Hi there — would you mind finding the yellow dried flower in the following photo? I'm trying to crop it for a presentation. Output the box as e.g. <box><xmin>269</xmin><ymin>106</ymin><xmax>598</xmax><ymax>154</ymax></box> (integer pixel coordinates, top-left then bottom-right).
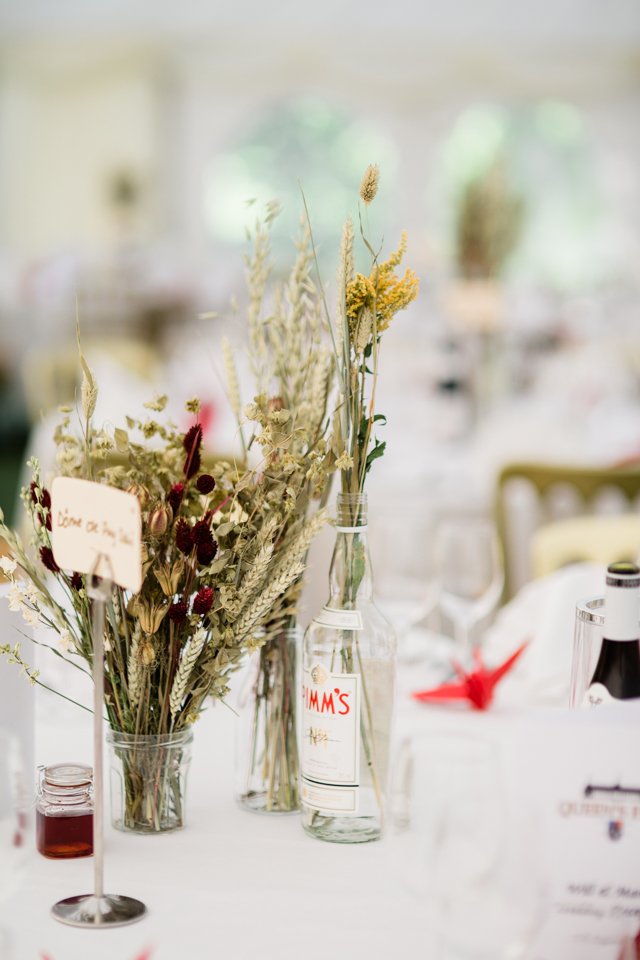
<box><xmin>154</xmin><ymin>556</ymin><xmax>186</xmax><ymax>597</ymax></box>
<box><xmin>345</xmin><ymin>274</ymin><xmax>376</xmax><ymax>320</ymax></box>
<box><xmin>359</xmin><ymin>164</ymin><xmax>380</xmax><ymax>205</ymax></box>
<box><xmin>135</xmin><ymin>597</ymin><xmax>168</xmax><ymax>635</ymax></box>
<box><xmin>345</xmin><ymin>231</ymin><xmax>419</xmax><ymax>334</ymax></box>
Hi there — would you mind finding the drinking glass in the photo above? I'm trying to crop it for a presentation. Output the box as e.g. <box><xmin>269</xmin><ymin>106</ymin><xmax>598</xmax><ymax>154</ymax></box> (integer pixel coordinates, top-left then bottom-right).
<box><xmin>388</xmin><ymin>732</ymin><xmax>544</xmax><ymax>959</ymax></box>
<box><xmin>433</xmin><ymin>518</ymin><xmax>504</xmax><ymax>664</ymax></box>
<box><xmin>376</xmin><ymin>574</ymin><xmax>439</xmax><ymax>663</ymax></box>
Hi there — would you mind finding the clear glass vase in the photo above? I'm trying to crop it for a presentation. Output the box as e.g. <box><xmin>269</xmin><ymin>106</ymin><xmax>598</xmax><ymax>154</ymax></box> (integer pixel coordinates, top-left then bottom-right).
<box><xmin>236</xmin><ymin>626</ymin><xmax>301</xmax><ymax>813</ymax></box>
<box><xmin>107</xmin><ymin>729</ymin><xmax>193</xmax><ymax>834</ymax></box>
<box><xmin>301</xmin><ymin>493</ymin><xmax>396</xmax><ymax>843</ymax></box>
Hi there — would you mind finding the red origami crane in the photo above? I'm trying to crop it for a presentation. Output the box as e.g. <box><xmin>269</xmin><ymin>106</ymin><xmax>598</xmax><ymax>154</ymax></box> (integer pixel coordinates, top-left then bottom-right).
<box><xmin>412</xmin><ymin>641</ymin><xmax>529</xmax><ymax>710</ymax></box>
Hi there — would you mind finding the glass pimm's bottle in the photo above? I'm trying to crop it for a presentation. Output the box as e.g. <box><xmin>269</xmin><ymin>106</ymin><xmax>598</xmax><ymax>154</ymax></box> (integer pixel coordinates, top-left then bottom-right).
<box><xmin>301</xmin><ymin>493</ymin><xmax>396</xmax><ymax>843</ymax></box>
<box><xmin>36</xmin><ymin>763</ymin><xmax>93</xmax><ymax>858</ymax></box>
<box><xmin>585</xmin><ymin>561</ymin><xmax>640</xmax><ymax>706</ymax></box>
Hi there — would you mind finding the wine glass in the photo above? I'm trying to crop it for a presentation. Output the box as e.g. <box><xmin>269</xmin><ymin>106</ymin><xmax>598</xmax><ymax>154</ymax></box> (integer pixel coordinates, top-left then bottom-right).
<box><xmin>388</xmin><ymin>732</ymin><xmax>544</xmax><ymax>959</ymax></box>
<box><xmin>0</xmin><ymin>729</ymin><xmax>30</xmax><ymax>958</ymax></box>
<box><xmin>376</xmin><ymin>574</ymin><xmax>439</xmax><ymax>662</ymax></box>
<box><xmin>368</xmin><ymin>503</ymin><xmax>439</xmax><ymax>662</ymax></box>
<box><xmin>433</xmin><ymin>517</ymin><xmax>504</xmax><ymax>665</ymax></box>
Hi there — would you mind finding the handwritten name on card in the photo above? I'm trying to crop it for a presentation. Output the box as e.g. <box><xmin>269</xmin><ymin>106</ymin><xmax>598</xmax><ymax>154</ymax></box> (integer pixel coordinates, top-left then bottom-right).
<box><xmin>50</xmin><ymin>477</ymin><xmax>142</xmax><ymax>592</ymax></box>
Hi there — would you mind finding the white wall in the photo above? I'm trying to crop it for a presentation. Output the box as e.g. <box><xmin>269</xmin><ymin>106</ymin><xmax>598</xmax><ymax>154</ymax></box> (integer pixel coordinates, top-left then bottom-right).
<box><xmin>0</xmin><ymin>46</ymin><xmax>161</xmax><ymax>258</ymax></box>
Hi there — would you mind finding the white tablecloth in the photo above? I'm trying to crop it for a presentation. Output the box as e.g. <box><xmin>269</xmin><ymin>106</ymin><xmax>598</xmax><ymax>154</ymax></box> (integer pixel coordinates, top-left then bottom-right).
<box><xmin>1</xmin><ymin>563</ymin><xmax>636</xmax><ymax>960</ymax></box>
<box><xmin>2</xmin><ymin>678</ymin><xmax>440</xmax><ymax>960</ymax></box>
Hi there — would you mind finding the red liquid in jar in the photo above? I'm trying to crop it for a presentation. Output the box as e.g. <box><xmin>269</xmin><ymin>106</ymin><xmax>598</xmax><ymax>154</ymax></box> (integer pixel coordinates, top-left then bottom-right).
<box><xmin>36</xmin><ymin>809</ymin><xmax>93</xmax><ymax>859</ymax></box>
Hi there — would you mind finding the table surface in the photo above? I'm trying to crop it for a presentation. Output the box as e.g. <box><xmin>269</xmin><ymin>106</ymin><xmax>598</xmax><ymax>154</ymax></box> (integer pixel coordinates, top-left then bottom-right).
<box><xmin>2</xmin><ymin>667</ymin><xmax>450</xmax><ymax>960</ymax></box>
<box><xmin>3</xmin><ymin>621</ymin><xmax>637</xmax><ymax>960</ymax></box>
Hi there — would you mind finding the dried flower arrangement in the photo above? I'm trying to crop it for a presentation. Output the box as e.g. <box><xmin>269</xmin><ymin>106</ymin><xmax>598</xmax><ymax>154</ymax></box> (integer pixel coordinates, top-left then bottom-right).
<box><xmin>331</xmin><ymin>164</ymin><xmax>420</xmax><ymax>497</ymax></box>
<box><xmin>0</xmin><ymin>339</ymin><xmax>323</xmax><ymax>829</ymax></box>
<box><xmin>224</xmin><ymin>203</ymin><xmax>335</xmax><ymax>812</ymax></box>
<box><xmin>455</xmin><ymin>159</ymin><xmax>522</xmax><ymax>281</ymax></box>
<box><xmin>300</xmin><ymin>165</ymin><xmax>420</xmax><ymax>842</ymax></box>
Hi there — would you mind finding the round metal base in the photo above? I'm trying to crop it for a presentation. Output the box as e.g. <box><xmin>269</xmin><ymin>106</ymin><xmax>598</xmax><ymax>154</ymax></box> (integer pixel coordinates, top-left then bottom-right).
<box><xmin>52</xmin><ymin>894</ymin><xmax>147</xmax><ymax>928</ymax></box>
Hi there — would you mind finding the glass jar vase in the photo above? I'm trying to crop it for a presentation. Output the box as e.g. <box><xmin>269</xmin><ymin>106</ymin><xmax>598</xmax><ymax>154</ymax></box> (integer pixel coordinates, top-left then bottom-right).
<box><xmin>107</xmin><ymin>729</ymin><xmax>193</xmax><ymax>834</ymax></box>
<box><xmin>236</xmin><ymin>626</ymin><xmax>301</xmax><ymax>814</ymax></box>
<box><xmin>301</xmin><ymin>493</ymin><xmax>396</xmax><ymax>843</ymax></box>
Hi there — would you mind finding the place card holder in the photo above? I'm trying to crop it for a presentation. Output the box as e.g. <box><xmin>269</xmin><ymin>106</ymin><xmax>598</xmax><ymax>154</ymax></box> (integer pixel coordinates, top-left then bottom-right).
<box><xmin>51</xmin><ymin>555</ymin><xmax>146</xmax><ymax>928</ymax></box>
<box><xmin>48</xmin><ymin>478</ymin><xmax>147</xmax><ymax>928</ymax></box>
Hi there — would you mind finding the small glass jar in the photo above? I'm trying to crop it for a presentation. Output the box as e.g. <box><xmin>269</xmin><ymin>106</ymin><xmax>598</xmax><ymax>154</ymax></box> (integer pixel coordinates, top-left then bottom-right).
<box><xmin>36</xmin><ymin>763</ymin><xmax>93</xmax><ymax>859</ymax></box>
<box><xmin>107</xmin><ymin>729</ymin><xmax>193</xmax><ymax>834</ymax></box>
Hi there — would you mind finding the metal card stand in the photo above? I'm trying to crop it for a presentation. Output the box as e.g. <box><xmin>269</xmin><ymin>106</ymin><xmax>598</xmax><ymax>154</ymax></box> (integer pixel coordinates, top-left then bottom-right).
<box><xmin>52</xmin><ymin>555</ymin><xmax>147</xmax><ymax>928</ymax></box>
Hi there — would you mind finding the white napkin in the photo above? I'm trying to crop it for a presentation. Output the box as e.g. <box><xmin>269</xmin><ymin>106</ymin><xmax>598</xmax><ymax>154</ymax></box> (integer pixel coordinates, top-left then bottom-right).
<box><xmin>482</xmin><ymin>562</ymin><xmax>606</xmax><ymax>708</ymax></box>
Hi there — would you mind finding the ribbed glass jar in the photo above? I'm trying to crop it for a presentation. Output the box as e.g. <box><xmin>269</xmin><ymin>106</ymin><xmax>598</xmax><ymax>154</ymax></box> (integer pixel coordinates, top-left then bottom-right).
<box><xmin>107</xmin><ymin>729</ymin><xmax>193</xmax><ymax>834</ymax></box>
<box><xmin>301</xmin><ymin>493</ymin><xmax>396</xmax><ymax>843</ymax></box>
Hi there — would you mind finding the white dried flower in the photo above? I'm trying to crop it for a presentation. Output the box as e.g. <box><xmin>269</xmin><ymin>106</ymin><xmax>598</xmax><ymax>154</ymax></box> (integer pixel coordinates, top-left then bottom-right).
<box><xmin>22</xmin><ymin>607</ymin><xmax>40</xmax><ymax>628</ymax></box>
<box><xmin>7</xmin><ymin>584</ymin><xmax>25</xmax><ymax>612</ymax></box>
<box><xmin>22</xmin><ymin>584</ymin><xmax>38</xmax><ymax>605</ymax></box>
<box><xmin>56</xmin><ymin>446</ymin><xmax>83</xmax><ymax>473</ymax></box>
<box><xmin>58</xmin><ymin>630</ymin><xmax>74</xmax><ymax>653</ymax></box>
<box><xmin>335</xmin><ymin>451</ymin><xmax>354</xmax><ymax>471</ymax></box>
<box><xmin>0</xmin><ymin>556</ymin><xmax>17</xmax><ymax>577</ymax></box>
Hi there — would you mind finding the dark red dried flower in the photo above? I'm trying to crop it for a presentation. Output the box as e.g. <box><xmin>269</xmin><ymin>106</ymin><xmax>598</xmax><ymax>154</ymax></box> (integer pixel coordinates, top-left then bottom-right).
<box><xmin>31</xmin><ymin>486</ymin><xmax>52</xmax><ymax>529</ymax></box>
<box><xmin>192</xmin><ymin>520</ymin><xmax>213</xmax><ymax>546</ymax></box>
<box><xmin>39</xmin><ymin>546</ymin><xmax>60</xmax><ymax>574</ymax></box>
<box><xmin>193</xmin><ymin>586</ymin><xmax>214</xmax><ymax>615</ymax></box>
<box><xmin>196</xmin><ymin>474</ymin><xmax>215</xmax><ymax>495</ymax></box>
<box><xmin>197</xmin><ymin>539</ymin><xmax>218</xmax><ymax>566</ymax></box>
<box><xmin>183</xmin><ymin>424</ymin><xmax>203</xmax><ymax>454</ymax></box>
<box><xmin>70</xmin><ymin>572</ymin><xmax>83</xmax><ymax>590</ymax></box>
<box><xmin>168</xmin><ymin>599</ymin><xmax>188</xmax><ymax>623</ymax></box>
<box><xmin>167</xmin><ymin>482</ymin><xmax>185</xmax><ymax>513</ymax></box>
<box><xmin>183</xmin><ymin>424</ymin><xmax>203</xmax><ymax>480</ymax></box>
<box><xmin>183</xmin><ymin>449</ymin><xmax>201</xmax><ymax>480</ymax></box>
<box><xmin>175</xmin><ymin>519</ymin><xmax>194</xmax><ymax>555</ymax></box>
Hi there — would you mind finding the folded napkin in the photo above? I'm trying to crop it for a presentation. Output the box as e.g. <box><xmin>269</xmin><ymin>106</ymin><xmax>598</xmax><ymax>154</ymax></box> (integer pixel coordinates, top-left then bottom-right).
<box><xmin>481</xmin><ymin>562</ymin><xmax>606</xmax><ymax>708</ymax></box>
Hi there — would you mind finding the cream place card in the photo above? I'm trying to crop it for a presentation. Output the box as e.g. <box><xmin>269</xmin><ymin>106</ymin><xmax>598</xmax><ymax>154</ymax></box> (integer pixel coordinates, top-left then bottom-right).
<box><xmin>50</xmin><ymin>477</ymin><xmax>142</xmax><ymax>592</ymax></box>
<box><xmin>524</xmin><ymin>702</ymin><xmax>640</xmax><ymax>960</ymax></box>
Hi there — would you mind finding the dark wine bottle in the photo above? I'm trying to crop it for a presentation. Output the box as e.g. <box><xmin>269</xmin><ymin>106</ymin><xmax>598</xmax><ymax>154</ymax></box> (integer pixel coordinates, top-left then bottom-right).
<box><xmin>585</xmin><ymin>561</ymin><xmax>640</xmax><ymax>706</ymax></box>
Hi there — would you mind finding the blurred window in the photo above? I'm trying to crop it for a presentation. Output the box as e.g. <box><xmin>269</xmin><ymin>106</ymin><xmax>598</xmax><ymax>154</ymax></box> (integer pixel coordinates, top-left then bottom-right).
<box><xmin>204</xmin><ymin>97</ymin><xmax>396</xmax><ymax>269</ymax></box>
<box><xmin>440</xmin><ymin>101</ymin><xmax>628</xmax><ymax>290</ymax></box>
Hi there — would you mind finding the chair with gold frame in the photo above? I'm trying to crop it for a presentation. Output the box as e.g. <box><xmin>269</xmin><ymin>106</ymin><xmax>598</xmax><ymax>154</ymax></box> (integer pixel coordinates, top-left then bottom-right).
<box><xmin>530</xmin><ymin>513</ymin><xmax>640</xmax><ymax>579</ymax></box>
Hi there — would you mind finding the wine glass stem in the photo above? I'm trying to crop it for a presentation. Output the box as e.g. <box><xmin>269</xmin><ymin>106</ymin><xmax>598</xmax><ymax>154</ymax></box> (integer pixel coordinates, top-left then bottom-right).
<box><xmin>454</xmin><ymin>619</ymin><xmax>473</xmax><ymax>664</ymax></box>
